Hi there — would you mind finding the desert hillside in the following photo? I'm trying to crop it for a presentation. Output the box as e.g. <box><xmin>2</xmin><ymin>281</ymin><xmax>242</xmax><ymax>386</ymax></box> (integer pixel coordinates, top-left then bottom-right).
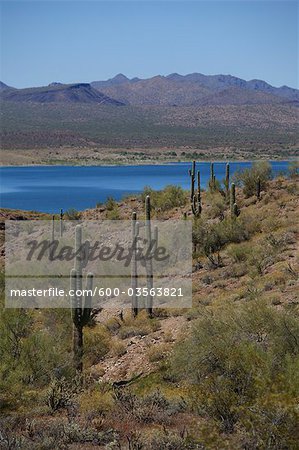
<box><xmin>0</xmin><ymin>164</ymin><xmax>298</xmax><ymax>449</ymax></box>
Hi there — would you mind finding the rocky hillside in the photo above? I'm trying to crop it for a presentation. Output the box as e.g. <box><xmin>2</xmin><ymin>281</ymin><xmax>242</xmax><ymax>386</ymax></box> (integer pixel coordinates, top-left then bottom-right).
<box><xmin>0</xmin><ymin>168</ymin><xmax>298</xmax><ymax>448</ymax></box>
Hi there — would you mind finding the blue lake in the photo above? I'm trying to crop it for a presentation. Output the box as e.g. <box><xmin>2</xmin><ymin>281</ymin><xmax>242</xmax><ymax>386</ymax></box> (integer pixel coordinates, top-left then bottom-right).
<box><xmin>0</xmin><ymin>161</ymin><xmax>290</xmax><ymax>213</ymax></box>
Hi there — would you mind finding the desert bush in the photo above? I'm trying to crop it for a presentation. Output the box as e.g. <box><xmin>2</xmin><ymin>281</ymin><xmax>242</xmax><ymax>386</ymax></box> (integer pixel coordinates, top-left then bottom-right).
<box><xmin>83</xmin><ymin>326</ymin><xmax>110</xmax><ymax>365</ymax></box>
<box><xmin>171</xmin><ymin>300</ymin><xmax>299</xmax><ymax>438</ymax></box>
<box><xmin>143</xmin><ymin>428</ymin><xmax>200</xmax><ymax>450</ymax></box>
<box><xmin>113</xmin><ymin>388</ymin><xmax>185</xmax><ymax>425</ymax></box>
<box><xmin>118</xmin><ymin>325</ymin><xmax>149</xmax><ymax>340</ymax></box>
<box><xmin>105</xmin><ymin>317</ymin><xmax>122</xmax><ymax>335</ymax></box>
<box><xmin>45</xmin><ymin>377</ymin><xmax>81</xmax><ymax>412</ymax></box>
<box><xmin>64</xmin><ymin>208</ymin><xmax>80</xmax><ymax>220</ymax></box>
<box><xmin>110</xmin><ymin>338</ymin><xmax>127</xmax><ymax>357</ymax></box>
<box><xmin>233</xmin><ymin>161</ymin><xmax>272</xmax><ymax>197</ymax></box>
<box><xmin>147</xmin><ymin>344</ymin><xmax>169</xmax><ymax>362</ymax></box>
<box><xmin>202</xmin><ymin>218</ymin><xmax>250</xmax><ymax>266</ymax></box>
<box><xmin>117</xmin><ymin>312</ymin><xmax>160</xmax><ymax>340</ymax></box>
<box><xmin>205</xmin><ymin>191</ymin><xmax>226</xmax><ymax>220</ymax></box>
<box><xmin>0</xmin><ymin>305</ymin><xmax>74</xmax><ymax>412</ymax></box>
<box><xmin>227</xmin><ymin>242</ymin><xmax>252</xmax><ymax>263</ymax></box>
<box><xmin>62</xmin><ymin>421</ymin><xmax>117</xmax><ymax>445</ymax></box>
<box><xmin>106</xmin><ymin>209</ymin><xmax>120</xmax><ymax>220</ymax></box>
<box><xmin>192</xmin><ymin>218</ymin><xmax>206</xmax><ymax>254</ymax></box>
<box><xmin>105</xmin><ymin>196</ymin><xmax>117</xmax><ymax>211</ymax></box>
<box><xmin>141</xmin><ymin>185</ymin><xmax>187</xmax><ymax>212</ymax></box>
<box><xmin>246</xmin><ymin>238</ymin><xmax>280</xmax><ymax>277</ymax></box>
<box><xmin>104</xmin><ymin>197</ymin><xmax>120</xmax><ymax>219</ymax></box>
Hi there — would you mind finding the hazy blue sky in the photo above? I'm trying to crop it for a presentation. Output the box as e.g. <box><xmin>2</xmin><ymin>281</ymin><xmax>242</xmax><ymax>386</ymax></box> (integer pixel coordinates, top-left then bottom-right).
<box><xmin>0</xmin><ymin>1</ymin><xmax>297</xmax><ymax>88</ymax></box>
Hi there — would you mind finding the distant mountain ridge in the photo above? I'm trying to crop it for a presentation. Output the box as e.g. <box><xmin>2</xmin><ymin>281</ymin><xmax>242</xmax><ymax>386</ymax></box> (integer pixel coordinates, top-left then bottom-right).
<box><xmin>1</xmin><ymin>73</ymin><xmax>298</xmax><ymax>107</ymax></box>
<box><xmin>0</xmin><ymin>81</ymin><xmax>14</xmax><ymax>91</ymax></box>
<box><xmin>91</xmin><ymin>73</ymin><xmax>299</xmax><ymax>106</ymax></box>
<box><xmin>0</xmin><ymin>82</ymin><xmax>124</xmax><ymax>105</ymax></box>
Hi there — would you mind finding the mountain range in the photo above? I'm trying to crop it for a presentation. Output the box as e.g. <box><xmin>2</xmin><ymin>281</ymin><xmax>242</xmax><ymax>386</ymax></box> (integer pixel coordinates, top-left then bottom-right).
<box><xmin>1</xmin><ymin>73</ymin><xmax>298</xmax><ymax>106</ymax></box>
<box><xmin>1</xmin><ymin>73</ymin><xmax>298</xmax><ymax>157</ymax></box>
<box><xmin>91</xmin><ymin>73</ymin><xmax>299</xmax><ymax>106</ymax></box>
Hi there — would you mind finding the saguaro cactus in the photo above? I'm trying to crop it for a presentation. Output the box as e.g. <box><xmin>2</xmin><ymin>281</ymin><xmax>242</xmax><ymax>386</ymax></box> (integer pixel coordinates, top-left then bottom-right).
<box><xmin>232</xmin><ymin>203</ymin><xmax>240</xmax><ymax>218</ymax></box>
<box><xmin>225</xmin><ymin>163</ymin><xmax>230</xmax><ymax>198</ymax></box>
<box><xmin>51</xmin><ymin>215</ymin><xmax>55</xmax><ymax>242</ymax></box>
<box><xmin>145</xmin><ymin>196</ymin><xmax>154</xmax><ymax>318</ymax></box>
<box><xmin>256</xmin><ymin>177</ymin><xmax>261</xmax><ymax>200</ymax></box>
<box><xmin>189</xmin><ymin>160</ymin><xmax>202</xmax><ymax>217</ymax></box>
<box><xmin>60</xmin><ymin>209</ymin><xmax>64</xmax><ymax>237</ymax></box>
<box><xmin>230</xmin><ymin>182</ymin><xmax>236</xmax><ymax>212</ymax></box>
<box><xmin>208</xmin><ymin>162</ymin><xmax>218</xmax><ymax>191</ymax></box>
<box><xmin>131</xmin><ymin>211</ymin><xmax>139</xmax><ymax>317</ymax></box>
<box><xmin>209</xmin><ymin>162</ymin><xmax>216</xmax><ymax>190</ymax></box>
<box><xmin>70</xmin><ymin>225</ymin><xmax>93</xmax><ymax>373</ymax></box>
<box><xmin>189</xmin><ymin>160</ymin><xmax>196</xmax><ymax>202</ymax></box>
<box><xmin>230</xmin><ymin>183</ymin><xmax>240</xmax><ymax>217</ymax></box>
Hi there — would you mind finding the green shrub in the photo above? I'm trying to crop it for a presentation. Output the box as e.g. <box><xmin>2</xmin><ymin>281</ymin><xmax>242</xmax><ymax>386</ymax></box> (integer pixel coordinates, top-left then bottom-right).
<box><xmin>171</xmin><ymin>300</ymin><xmax>299</xmax><ymax>438</ymax></box>
<box><xmin>143</xmin><ymin>429</ymin><xmax>198</xmax><ymax>449</ymax></box>
<box><xmin>45</xmin><ymin>377</ymin><xmax>79</xmax><ymax>412</ymax></box>
<box><xmin>205</xmin><ymin>191</ymin><xmax>226</xmax><ymax>220</ymax></box>
<box><xmin>83</xmin><ymin>326</ymin><xmax>110</xmax><ymax>365</ymax></box>
<box><xmin>141</xmin><ymin>185</ymin><xmax>187</xmax><ymax>212</ymax></box>
<box><xmin>227</xmin><ymin>242</ymin><xmax>252</xmax><ymax>263</ymax></box>
<box><xmin>105</xmin><ymin>196</ymin><xmax>117</xmax><ymax>211</ymax></box>
<box><xmin>233</xmin><ymin>161</ymin><xmax>272</xmax><ymax>197</ymax></box>
<box><xmin>105</xmin><ymin>197</ymin><xmax>120</xmax><ymax>219</ymax></box>
<box><xmin>114</xmin><ymin>388</ymin><xmax>184</xmax><ymax>425</ymax></box>
<box><xmin>106</xmin><ymin>207</ymin><xmax>120</xmax><ymax>220</ymax></box>
<box><xmin>64</xmin><ymin>208</ymin><xmax>80</xmax><ymax>220</ymax></box>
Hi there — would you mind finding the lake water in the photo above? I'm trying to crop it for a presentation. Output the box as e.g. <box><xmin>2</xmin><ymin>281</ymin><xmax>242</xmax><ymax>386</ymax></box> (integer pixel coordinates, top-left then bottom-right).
<box><xmin>0</xmin><ymin>161</ymin><xmax>289</xmax><ymax>213</ymax></box>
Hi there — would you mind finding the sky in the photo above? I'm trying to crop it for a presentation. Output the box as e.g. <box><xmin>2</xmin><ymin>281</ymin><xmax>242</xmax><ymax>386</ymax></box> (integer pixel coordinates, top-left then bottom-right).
<box><xmin>0</xmin><ymin>0</ymin><xmax>297</xmax><ymax>89</ymax></box>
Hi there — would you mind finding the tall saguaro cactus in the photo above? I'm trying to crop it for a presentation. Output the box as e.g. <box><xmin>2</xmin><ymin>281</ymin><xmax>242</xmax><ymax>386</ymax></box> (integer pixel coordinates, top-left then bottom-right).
<box><xmin>60</xmin><ymin>209</ymin><xmax>64</xmax><ymax>238</ymax></box>
<box><xmin>70</xmin><ymin>225</ymin><xmax>93</xmax><ymax>373</ymax></box>
<box><xmin>188</xmin><ymin>160</ymin><xmax>202</xmax><ymax>217</ymax></box>
<box><xmin>51</xmin><ymin>215</ymin><xmax>55</xmax><ymax>242</ymax></box>
<box><xmin>256</xmin><ymin>177</ymin><xmax>261</xmax><ymax>200</ymax></box>
<box><xmin>225</xmin><ymin>163</ymin><xmax>230</xmax><ymax>198</ymax></box>
<box><xmin>209</xmin><ymin>162</ymin><xmax>216</xmax><ymax>191</ymax></box>
<box><xmin>230</xmin><ymin>182</ymin><xmax>236</xmax><ymax>212</ymax></box>
<box><xmin>230</xmin><ymin>183</ymin><xmax>240</xmax><ymax>217</ymax></box>
<box><xmin>131</xmin><ymin>205</ymin><xmax>157</xmax><ymax>318</ymax></box>
<box><xmin>131</xmin><ymin>211</ymin><xmax>139</xmax><ymax>317</ymax></box>
<box><xmin>145</xmin><ymin>195</ymin><xmax>158</xmax><ymax>317</ymax></box>
<box><xmin>145</xmin><ymin>196</ymin><xmax>154</xmax><ymax>318</ymax></box>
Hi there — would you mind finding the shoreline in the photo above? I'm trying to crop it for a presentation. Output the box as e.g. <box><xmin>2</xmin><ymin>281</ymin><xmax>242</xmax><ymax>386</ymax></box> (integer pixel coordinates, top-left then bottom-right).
<box><xmin>0</xmin><ymin>158</ymin><xmax>294</xmax><ymax>169</ymax></box>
